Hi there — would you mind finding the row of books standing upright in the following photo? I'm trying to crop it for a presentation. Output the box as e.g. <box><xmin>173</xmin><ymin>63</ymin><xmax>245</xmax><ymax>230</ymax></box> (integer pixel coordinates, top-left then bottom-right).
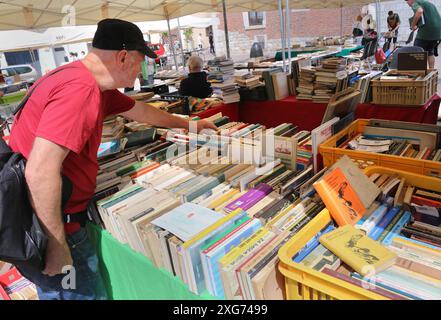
<box><xmin>89</xmin><ymin>112</ymin><xmax>334</xmax><ymax>299</ymax></box>
<box><xmin>91</xmin><ymin>110</ymin><xmax>441</xmax><ymax>300</ymax></box>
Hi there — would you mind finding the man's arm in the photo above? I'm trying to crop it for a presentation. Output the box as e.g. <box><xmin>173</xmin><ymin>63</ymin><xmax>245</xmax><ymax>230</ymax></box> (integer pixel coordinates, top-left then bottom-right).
<box><xmin>412</xmin><ymin>7</ymin><xmax>424</xmax><ymax>30</ymax></box>
<box><xmin>120</xmin><ymin>100</ymin><xmax>218</xmax><ymax>132</ymax></box>
<box><xmin>25</xmin><ymin>137</ymin><xmax>72</xmax><ymax>276</ymax></box>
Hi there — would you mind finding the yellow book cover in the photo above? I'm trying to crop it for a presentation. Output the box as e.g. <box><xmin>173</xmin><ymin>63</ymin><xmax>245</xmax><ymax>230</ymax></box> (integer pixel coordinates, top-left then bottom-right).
<box><xmin>208</xmin><ymin>189</ymin><xmax>240</xmax><ymax>210</ymax></box>
<box><xmin>218</xmin><ymin>228</ymin><xmax>270</xmax><ymax>268</ymax></box>
<box><xmin>319</xmin><ymin>225</ymin><xmax>397</xmax><ymax>276</ymax></box>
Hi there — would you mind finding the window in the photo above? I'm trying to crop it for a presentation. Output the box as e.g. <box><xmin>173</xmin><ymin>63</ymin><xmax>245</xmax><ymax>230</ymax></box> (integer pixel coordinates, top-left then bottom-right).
<box><xmin>1</xmin><ymin>68</ymin><xmax>17</xmax><ymax>77</ymax></box>
<box><xmin>14</xmin><ymin>66</ymin><xmax>32</xmax><ymax>74</ymax></box>
<box><xmin>248</xmin><ymin>12</ymin><xmax>264</xmax><ymax>26</ymax></box>
<box><xmin>243</xmin><ymin>11</ymin><xmax>266</xmax><ymax>29</ymax></box>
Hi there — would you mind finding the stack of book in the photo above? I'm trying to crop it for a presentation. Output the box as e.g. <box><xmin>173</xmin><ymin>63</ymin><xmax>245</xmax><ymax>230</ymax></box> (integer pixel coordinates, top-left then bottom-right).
<box><xmin>88</xmin><ymin>115</ymin><xmax>332</xmax><ymax>299</ymax></box>
<box><xmin>313</xmin><ymin>58</ymin><xmax>347</xmax><ymax>103</ymax></box>
<box><xmin>0</xmin><ymin>269</ymin><xmax>38</xmax><ymax>300</ymax></box>
<box><xmin>292</xmin><ymin>157</ymin><xmax>441</xmax><ymax>300</ymax></box>
<box><xmin>102</xmin><ymin>117</ymin><xmax>125</xmax><ymax>142</ymax></box>
<box><xmin>207</xmin><ymin>56</ymin><xmax>235</xmax><ymax>82</ymax></box>
<box><xmin>296</xmin><ymin>66</ymin><xmax>315</xmax><ymax>100</ymax></box>
<box><xmin>234</xmin><ymin>73</ymin><xmax>263</xmax><ymax>89</ymax></box>
<box><xmin>296</xmin><ymin>131</ymin><xmax>313</xmax><ymax>171</ymax></box>
<box><xmin>208</xmin><ymin>57</ymin><xmax>238</xmax><ymax>103</ymax></box>
<box><xmin>211</xmin><ymin>80</ymin><xmax>240</xmax><ymax>104</ymax></box>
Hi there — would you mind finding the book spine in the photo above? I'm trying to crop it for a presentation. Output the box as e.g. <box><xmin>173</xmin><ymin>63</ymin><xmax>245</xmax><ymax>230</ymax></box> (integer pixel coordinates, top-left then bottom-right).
<box><xmin>381</xmin><ymin>211</ymin><xmax>412</xmax><ymax>246</ymax></box>
<box><xmin>224</xmin><ymin>184</ymin><xmax>273</xmax><ymax>212</ymax></box>
<box><xmin>321</xmin><ymin>268</ymin><xmax>408</xmax><ymax>300</ymax></box>
<box><xmin>369</xmin><ymin>207</ymin><xmax>401</xmax><ymax>240</ymax></box>
<box><xmin>411</xmin><ymin>195</ymin><xmax>441</xmax><ymax>208</ymax></box>
<box><xmin>377</xmin><ymin>210</ymin><xmax>405</xmax><ymax>243</ymax></box>
<box><xmin>395</xmin><ymin>256</ymin><xmax>441</xmax><ymax>280</ymax></box>
<box><xmin>358</xmin><ymin>204</ymin><xmax>389</xmax><ymax>235</ymax></box>
<box><xmin>350</xmin><ymin>273</ymin><xmax>421</xmax><ymax>300</ymax></box>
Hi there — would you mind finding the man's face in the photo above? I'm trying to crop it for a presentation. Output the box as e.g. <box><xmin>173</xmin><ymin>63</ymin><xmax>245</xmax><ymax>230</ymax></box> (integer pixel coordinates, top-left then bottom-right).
<box><xmin>118</xmin><ymin>50</ymin><xmax>144</xmax><ymax>88</ymax></box>
<box><xmin>406</xmin><ymin>0</ymin><xmax>414</xmax><ymax>7</ymax></box>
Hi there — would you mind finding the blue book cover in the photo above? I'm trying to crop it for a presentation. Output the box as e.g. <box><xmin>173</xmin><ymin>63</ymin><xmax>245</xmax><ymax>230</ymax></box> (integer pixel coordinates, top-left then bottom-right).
<box><xmin>293</xmin><ymin>224</ymin><xmax>335</xmax><ymax>263</ymax></box>
<box><xmin>184</xmin><ymin>210</ymin><xmax>247</xmax><ymax>295</ymax></box>
<box><xmin>369</xmin><ymin>207</ymin><xmax>401</xmax><ymax>240</ymax></box>
<box><xmin>381</xmin><ymin>211</ymin><xmax>412</xmax><ymax>246</ymax></box>
<box><xmin>97</xmin><ymin>139</ymin><xmax>122</xmax><ymax>158</ymax></box>
<box><xmin>204</xmin><ymin>219</ymin><xmax>262</xmax><ymax>298</ymax></box>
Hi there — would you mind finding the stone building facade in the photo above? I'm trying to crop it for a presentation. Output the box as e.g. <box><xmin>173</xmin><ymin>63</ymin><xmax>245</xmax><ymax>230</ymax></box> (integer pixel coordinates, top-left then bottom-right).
<box><xmin>208</xmin><ymin>0</ymin><xmax>441</xmax><ymax>62</ymax></box>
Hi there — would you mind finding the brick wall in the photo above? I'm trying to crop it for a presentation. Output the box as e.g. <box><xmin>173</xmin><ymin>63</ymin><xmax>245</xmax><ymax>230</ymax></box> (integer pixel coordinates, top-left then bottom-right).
<box><xmin>214</xmin><ymin>6</ymin><xmax>364</xmax><ymax>61</ymax></box>
<box><xmin>211</xmin><ymin>1</ymin><xmax>441</xmax><ymax>61</ymax></box>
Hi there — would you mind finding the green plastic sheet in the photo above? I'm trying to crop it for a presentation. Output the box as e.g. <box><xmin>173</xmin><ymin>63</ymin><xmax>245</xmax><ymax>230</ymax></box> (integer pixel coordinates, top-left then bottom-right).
<box><xmin>87</xmin><ymin>223</ymin><xmax>216</xmax><ymax>300</ymax></box>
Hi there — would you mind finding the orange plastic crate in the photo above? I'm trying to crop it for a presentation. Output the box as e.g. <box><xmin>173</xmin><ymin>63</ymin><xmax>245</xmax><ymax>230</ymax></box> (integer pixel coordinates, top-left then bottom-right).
<box><xmin>319</xmin><ymin>119</ymin><xmax>441</xmax><ymax>178</ymax></box>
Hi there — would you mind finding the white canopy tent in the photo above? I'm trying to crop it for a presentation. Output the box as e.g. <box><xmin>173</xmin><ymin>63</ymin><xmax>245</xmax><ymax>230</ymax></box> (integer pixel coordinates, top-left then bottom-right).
<box><xmin>0</xmin><ymin>16</ymin><xmax>215</xmax><ymax>52</ymax></box>
<box><xmin>0</xmin><ymin>1</ymin><xmax>388</xmax><ymax>31</ymax></box>
<box><xmin>0</xmin><ymin>1</ymin><xmax>390</xmax><ymax>69</ymax></box>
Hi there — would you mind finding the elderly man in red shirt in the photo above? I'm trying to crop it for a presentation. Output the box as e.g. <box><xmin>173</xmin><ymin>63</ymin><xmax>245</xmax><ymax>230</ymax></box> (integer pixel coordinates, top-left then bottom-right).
<box><xmin>9</xmin><ymin>19</ymin><xmax>217</xmax><ymax>300</ymax></box>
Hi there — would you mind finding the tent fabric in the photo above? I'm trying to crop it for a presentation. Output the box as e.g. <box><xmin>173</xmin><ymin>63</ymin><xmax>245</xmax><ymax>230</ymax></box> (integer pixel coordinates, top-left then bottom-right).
<box><xmin>0</xmin><ymin>1</ymin><xmax>387</xmax><ymax>31</ymax></box>
<box><xmin>86</xmin><ymin>223</ymin><xmax>216</xmax><ymax>300</ymax></box>
<box><xmin>0</xmin><ymin>16</ymin><xmax>214</xmax><ymax>52</ymax></box>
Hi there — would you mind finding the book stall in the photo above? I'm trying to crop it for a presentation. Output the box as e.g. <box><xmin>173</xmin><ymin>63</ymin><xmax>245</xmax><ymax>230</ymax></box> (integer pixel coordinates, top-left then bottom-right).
<box><xmin>1</xmin><ymin>0</ymin><xmax>441</xmax><ymax>304</ymax></box>
<box><xmin>4</xmin><ymin>98</ymin><xmax>441</xmax><ymax>300</ymax></box>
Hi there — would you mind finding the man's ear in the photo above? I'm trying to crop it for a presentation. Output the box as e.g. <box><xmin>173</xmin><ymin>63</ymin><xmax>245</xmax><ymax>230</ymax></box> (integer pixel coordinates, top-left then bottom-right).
<box><xmin>116</xmin><ymin>50</ymin><xmax>129</xmax><ymax>66</ymax></box>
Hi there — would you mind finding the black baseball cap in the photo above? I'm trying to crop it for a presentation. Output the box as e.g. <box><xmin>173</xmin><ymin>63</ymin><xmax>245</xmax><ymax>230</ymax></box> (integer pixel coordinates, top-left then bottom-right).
<box><xmin>92</xmin><ymin>19</ymin><xmax>157</xmax><ymax>59</ymax></box>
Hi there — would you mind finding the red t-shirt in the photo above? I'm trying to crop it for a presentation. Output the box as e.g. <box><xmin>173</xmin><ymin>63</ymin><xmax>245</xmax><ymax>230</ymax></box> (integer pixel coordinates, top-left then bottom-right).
<box><xmin>9</xmin><ymin>61</ymin><xmax>135</xmax><ymax>234</ymax></box>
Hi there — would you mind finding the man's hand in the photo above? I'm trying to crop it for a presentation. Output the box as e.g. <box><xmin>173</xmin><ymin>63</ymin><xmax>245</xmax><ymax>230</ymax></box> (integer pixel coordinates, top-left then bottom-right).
<box><xmin>42</xmin><ymin>239</ymin><xmax>73</xmax><ymax>277</ymax></box>
<box><xmin>194</xmin><ymin>119</ymin><xmax>218</xmax><ymax>133</ymax></box>
<box><xmin>411</xmin><ymin>24</ymin><xmax>418</xmax><ymax>31</ymax></box>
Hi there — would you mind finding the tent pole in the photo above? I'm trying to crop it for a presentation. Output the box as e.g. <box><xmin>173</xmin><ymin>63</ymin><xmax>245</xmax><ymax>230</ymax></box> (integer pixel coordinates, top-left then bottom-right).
<box><xmin>278</xmin><ymin>0</ymin><xmax>286</xmax><ymax>71</ymax></box>
<box><xmin>340</xmin><ymin>3</ymin><xmax>343</xmax><ymax>37</ymax></box>
<box><xmin>378</xmin><ymin>0</ymin><xmax>382</xmax><ymax>33</ymax></box>
<box><xmin>285</xmin><ymin>0</ymin><xmax>291</xmax><ymax>74</ymax></box>
<box><xmin>375</xmin><ymin>0</ymin><xmax>381</xmax><ymax>33</ymax></box>
<box><xmin>176</xmin><ymin>18</ymin><xmax>186</xmax><ymax>67</ymax></box>
<box><xmin>166</xmin><ymin>17</ymin><xmax>178</xmax><ymax>70</ymax></box>
<box><xmin>221</xmin><ymin>0</ymin><xmax>231</xmax><ymax>59</ymax></box>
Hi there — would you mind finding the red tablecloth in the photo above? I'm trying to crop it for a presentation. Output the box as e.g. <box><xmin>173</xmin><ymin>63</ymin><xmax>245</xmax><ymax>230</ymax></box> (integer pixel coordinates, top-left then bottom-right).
<box><xmin>239</xmin><ymin>96</ymin><xmax>328</xmax><ymax>132</ymax></box>
<box><xmin>355</xmin><ymin>94</ymin><xmax>441</xmax><ymax>124</ymax></box>
<box><xmin>191</xmin><ymin>102</ymin><xmax>240</xmax><ymax>122</ymax></box>
<box><xmin>195</xmin><ymin>94</ymin><xmax>440</xmax><ymax>130</ymax></box>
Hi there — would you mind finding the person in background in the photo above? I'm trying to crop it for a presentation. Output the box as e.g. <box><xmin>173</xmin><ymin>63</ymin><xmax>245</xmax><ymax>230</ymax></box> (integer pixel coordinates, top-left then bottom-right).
<box><xmin>386</xmin><ymin>11</ymin><xmax>401</xmax><ymax>49</ymax></box>
<box><xmin>406</xmin><ymin>0</ymin><xmax>441</xmax><ymax>69</ymax></box>
<box><xmin>179</xmin><ymin>55</ymin><xmax>212</xmax><ymax>99</ymax></box>
<box><xmin>209</xmin><ymin>31</ymin><xmax>215</xmax><ymax>54</ymax></box>
<box><xmin>8</xmin><ymin>19</ymin><xmax>217</xmax><ymax>300</ymax></box>
<box><xmin>198</xmin><ymin>33</ymin><xmax>203</xmax><ymax>50</ymax></box>
<box><xmin>140</xmin><ymin>53</ymin><xmax>157</xmax><ymax>86</ymax></box>
<box><xmin>352</xmin><ymin>15</ymin><xmax>364</xmax><ymax>38</ymax></box>
<box><xmin>125</xmin><ymin>46</ymin><xmax>157</xmax><ymax>92</ymax></box>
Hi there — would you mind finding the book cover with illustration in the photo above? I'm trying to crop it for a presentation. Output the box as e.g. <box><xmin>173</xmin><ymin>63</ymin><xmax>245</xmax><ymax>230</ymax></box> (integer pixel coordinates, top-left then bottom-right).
<box><xmin>320</xmin><ymin>225</ymin><xmax>397</xmax><ymax>276</ymax></box>
<box><xmin>314</xmin><ymin>156</ymin><xmax>380</xmax><ymax>226</ymax></box>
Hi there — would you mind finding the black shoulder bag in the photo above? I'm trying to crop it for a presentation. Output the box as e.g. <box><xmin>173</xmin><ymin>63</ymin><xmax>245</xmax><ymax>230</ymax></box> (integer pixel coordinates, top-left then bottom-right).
<box><xmin>0</xmin><ymin>68</ymin><xmax>74</xmax><ymax>272</ymax></box>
